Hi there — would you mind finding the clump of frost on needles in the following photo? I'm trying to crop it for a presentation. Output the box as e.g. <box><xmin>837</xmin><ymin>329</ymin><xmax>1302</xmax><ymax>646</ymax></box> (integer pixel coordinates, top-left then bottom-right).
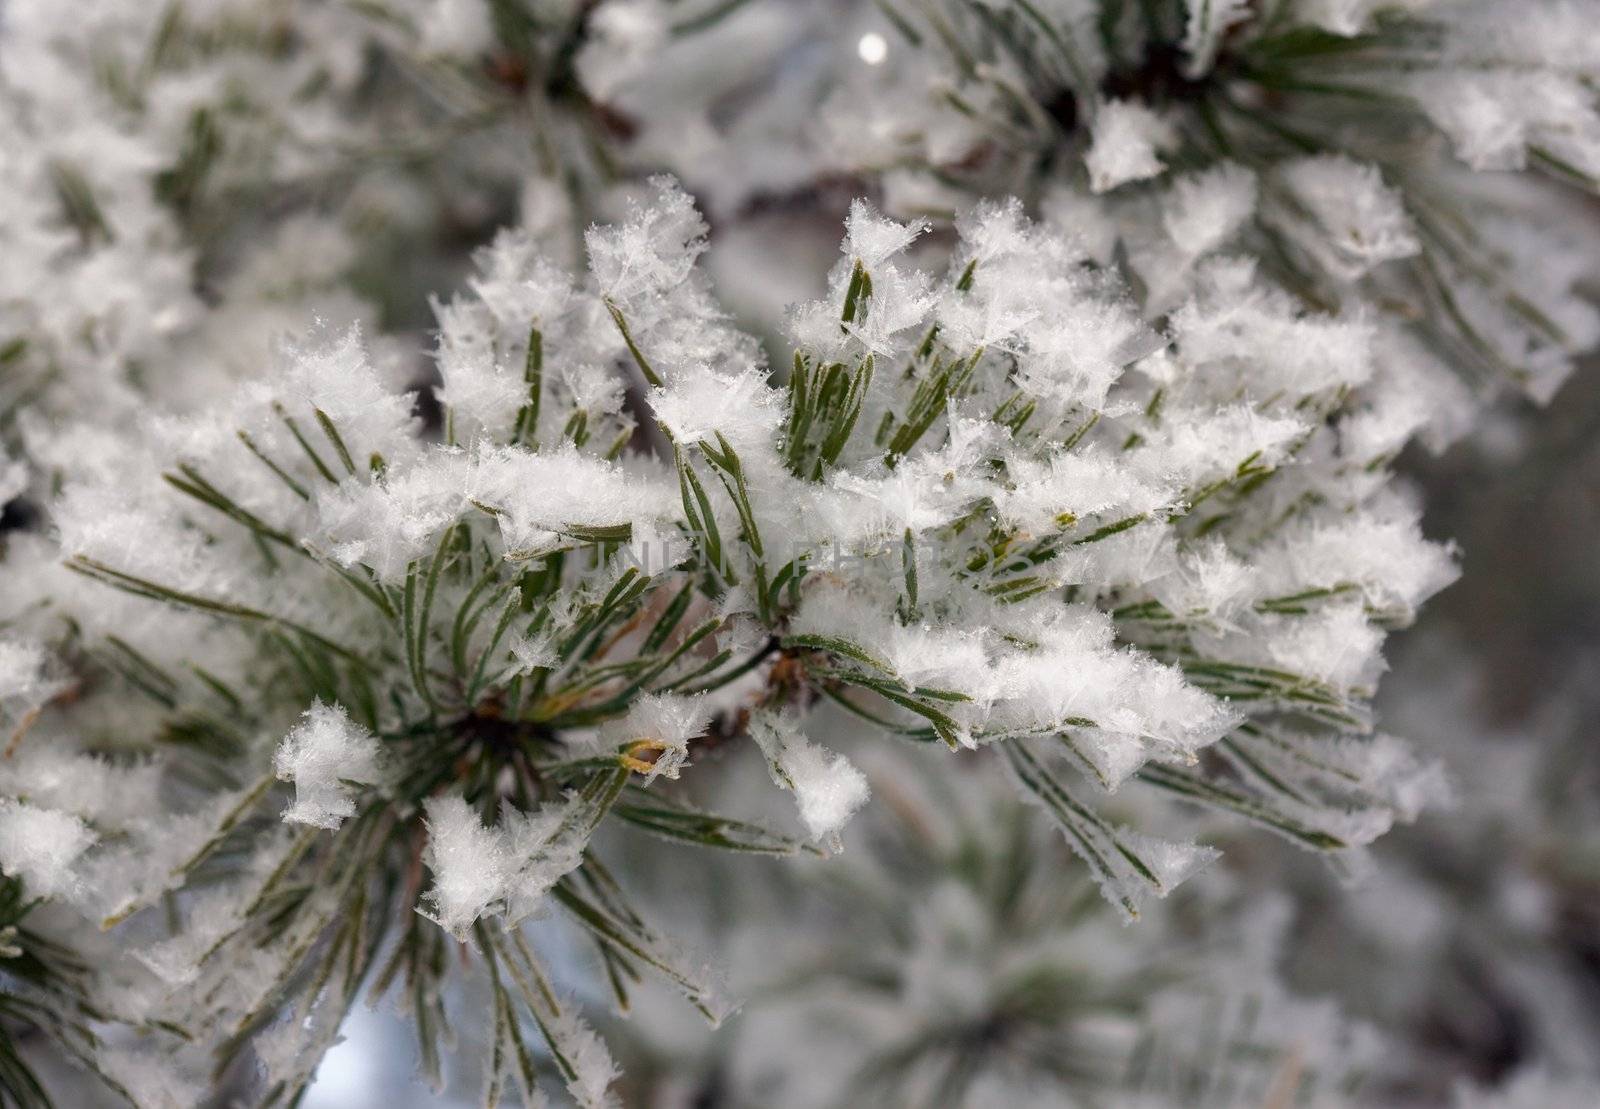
<box><xmin>0</xmin><ymin>171</ymin><xmax>1470</xmax><ymax>1102</ymax></box>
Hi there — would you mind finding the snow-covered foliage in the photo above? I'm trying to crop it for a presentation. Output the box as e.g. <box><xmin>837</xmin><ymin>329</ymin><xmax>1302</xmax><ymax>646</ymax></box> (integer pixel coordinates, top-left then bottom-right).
<box><xmin>0</xmin><ymin>1</ymin><xmax>1597</xmax><ymax>1105</ymax></box>
<box><xmin>1252</xmin><ymin>373</ymin><xmax>1600</xmax><ymax>1105</ymax></box>
<box><xmin>1</xmin><ymin>172</ymin><xmax>1462</xmax><ymax>1103</ymax></box>
<box><xmin>608</xmin><ymin>747</ymin><xmax>1381</xmax><ymax>1108</ymax></box>
<box><xmin>806</xmin><ymin>0</ymin><xmax>1600</xmax><ymax>406</ymax></box>
<box><xmin>0</xmin><ymin>0</ymin><xmax>669</xmax><ymax>481</ymax></box>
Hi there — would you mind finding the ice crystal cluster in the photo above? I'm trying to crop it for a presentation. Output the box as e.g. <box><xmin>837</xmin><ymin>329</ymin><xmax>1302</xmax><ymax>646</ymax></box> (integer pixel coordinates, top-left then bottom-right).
<box><xmin>1</xmin><ymin>0</ymin><xmax>1598</xmax><ymax>1106</ymax></box>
